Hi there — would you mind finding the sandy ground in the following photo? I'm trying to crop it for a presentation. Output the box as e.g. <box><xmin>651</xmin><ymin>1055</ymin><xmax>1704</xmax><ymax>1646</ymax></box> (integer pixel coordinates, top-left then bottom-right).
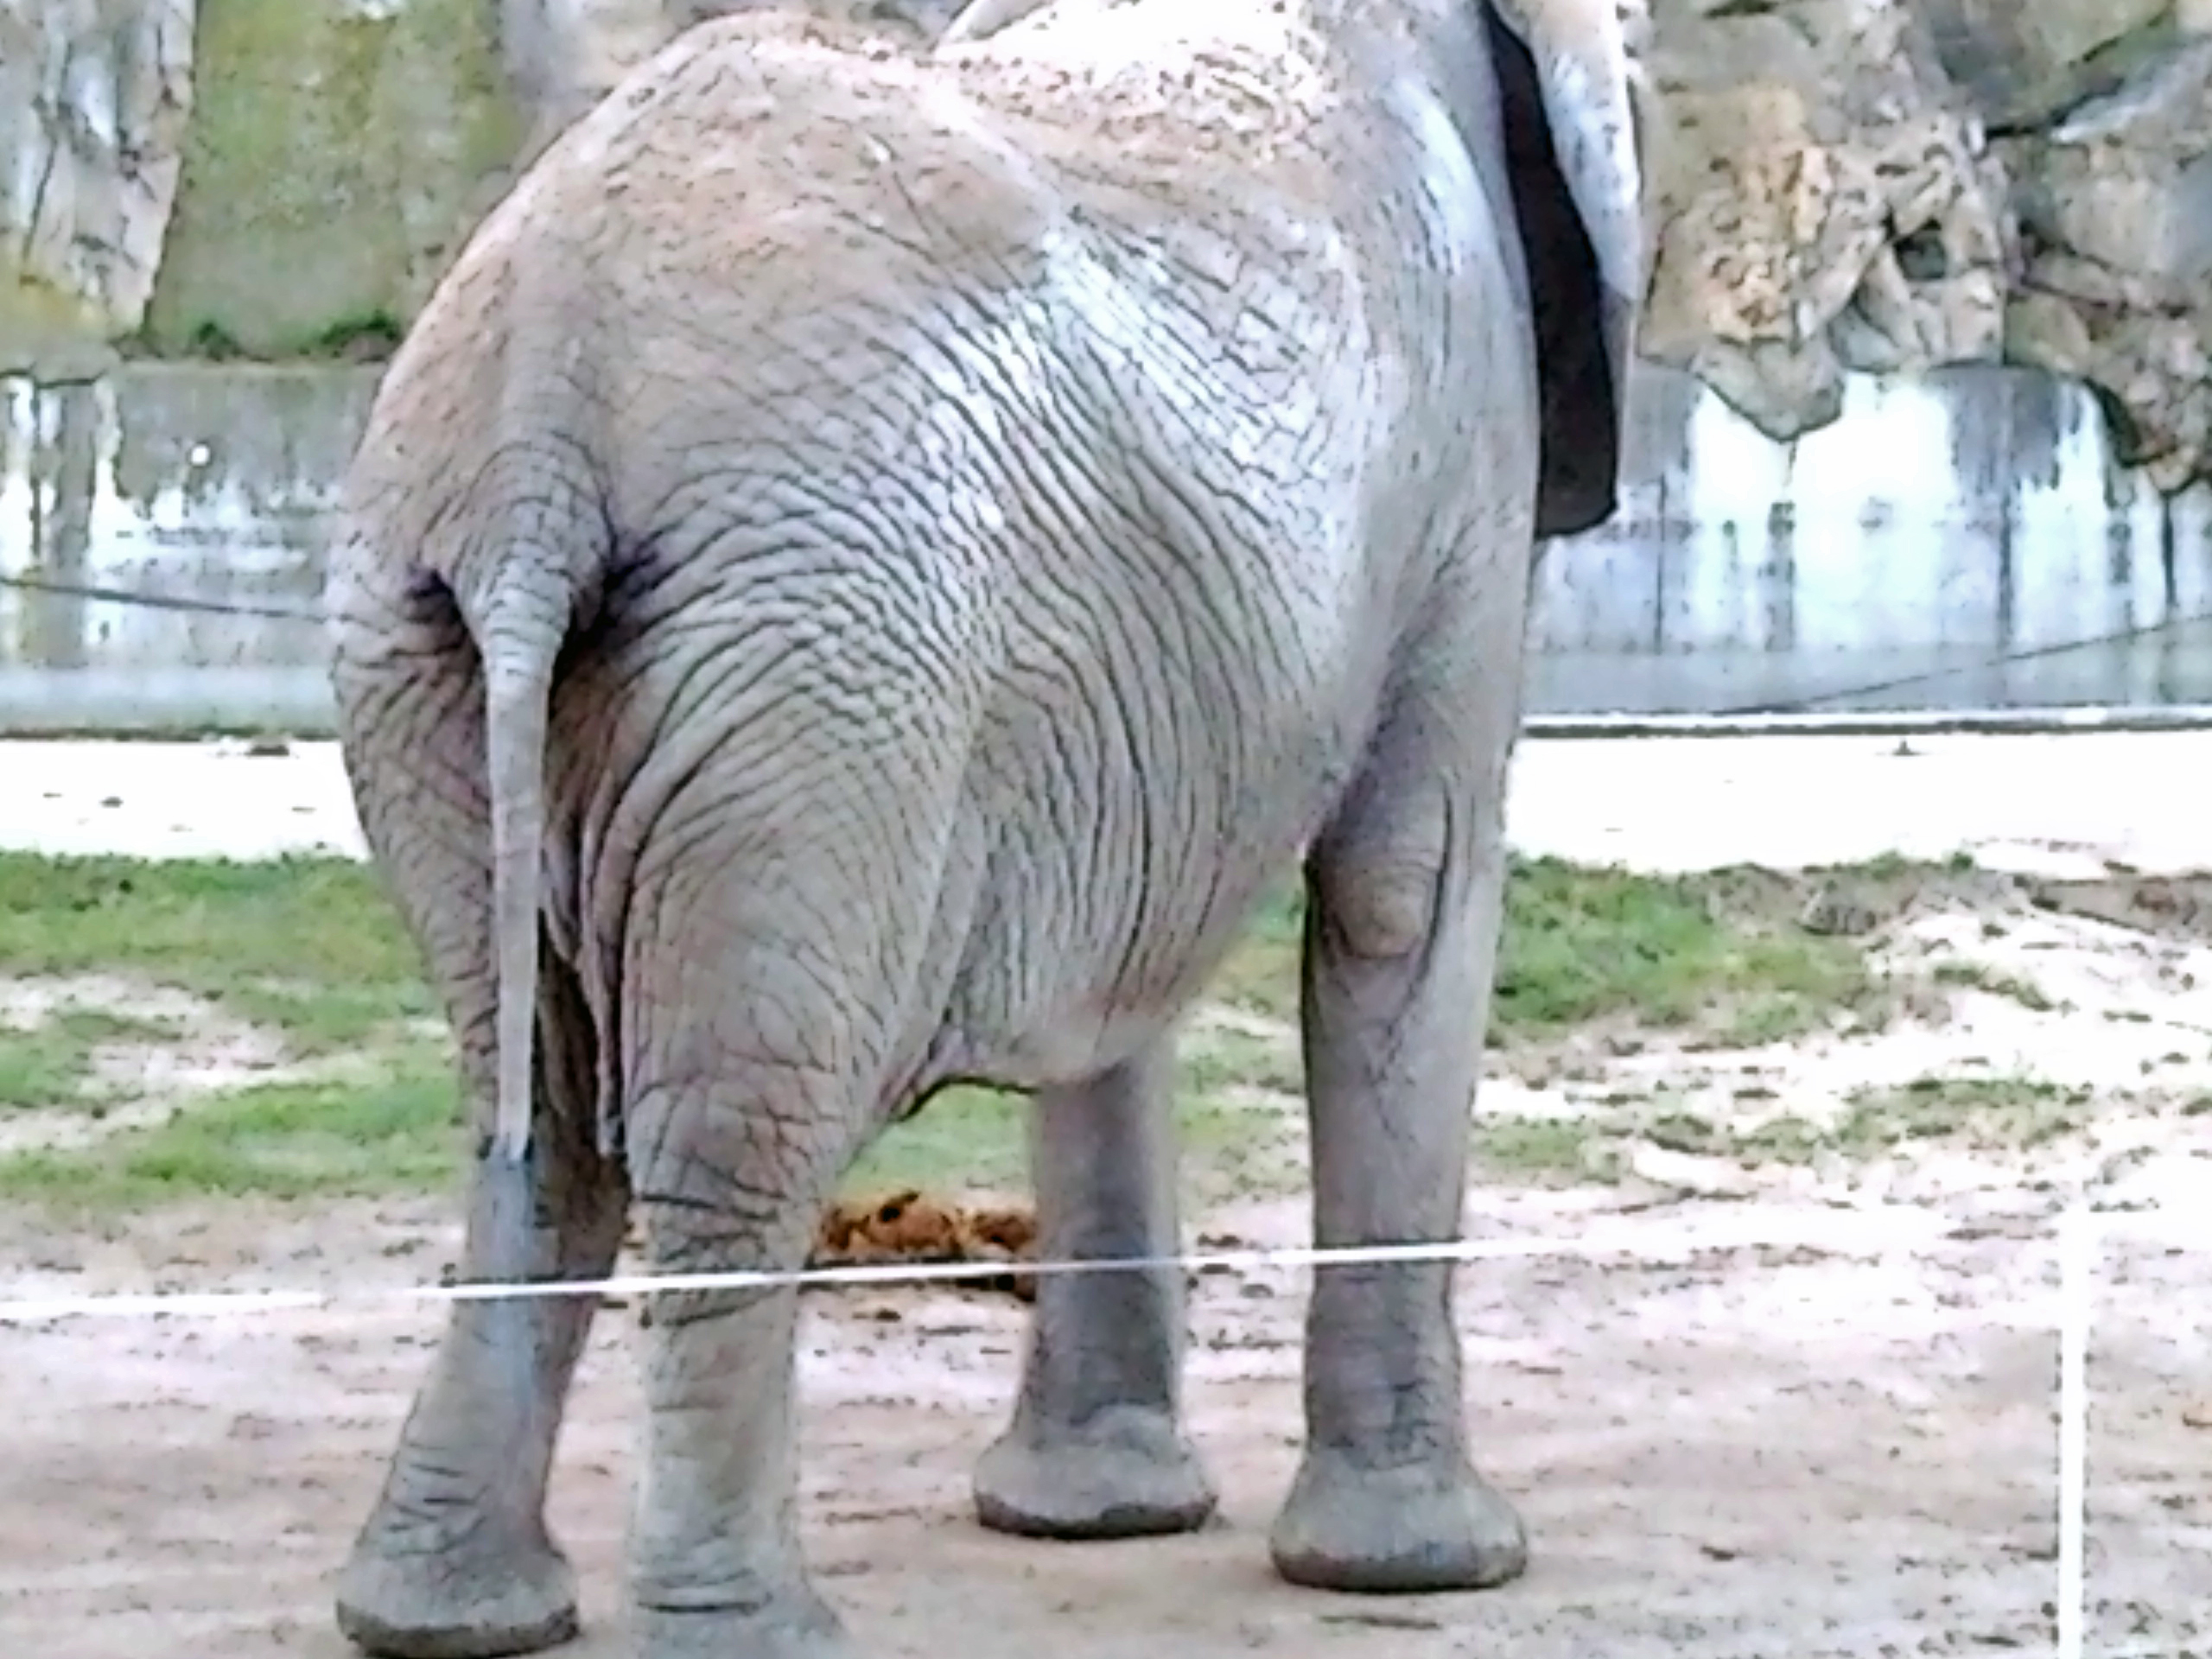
<box><xmin>5</xmin><ymin>734</ymin><xmax>2212</xmax><ymax>1658</ymax></box>
<box><xmin>9</xmin><ymin>729</ymin><xmax>2212</xmax><ymax>876</ymax></box>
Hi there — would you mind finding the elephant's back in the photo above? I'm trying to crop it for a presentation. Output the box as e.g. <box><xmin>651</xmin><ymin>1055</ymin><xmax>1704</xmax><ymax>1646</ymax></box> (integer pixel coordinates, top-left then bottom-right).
<box><xmin>505</xmin><ymin>3</ymin><xmax>1356</xmax><ymax>294</ymax></box>
<box><xmin>937</xmin><ymin>0</ymin><xmax>1344</xmax><ymax>194</ymax></box>
<box><xmin>514</xmin><ymin>18</ymin><xmax>1071</xmax><ymax>296</ymax></box>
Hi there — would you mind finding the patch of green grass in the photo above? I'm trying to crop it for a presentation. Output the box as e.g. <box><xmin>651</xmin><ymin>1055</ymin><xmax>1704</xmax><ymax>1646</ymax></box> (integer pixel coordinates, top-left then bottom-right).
<box><xmin>847</xmin><ymin>1053</ymin><xmax>1297</xmax><ymax>1204</ymax></box>
<box><xmin>1463</xmin><ymin>1067</ymin><xmax>2101</xmax><ymax>1190</ymax></box>
<box><xmin>1623</xmin><ymin>1074</ymin><xmax>2090</xmax><ymax>1173</ymax></box>
<box><xmin>0</xmin><ymin>854</ymin><xmax>433</xmax><ymax>1053</ymax></box>
<box><xmin>0</xmin><ymin>1042</ymin><xmax>462</xmax><ymax>1208</ymax></box>
<box><xmin>1832</xmin><ymin>1074</ymin><xmax>2092</xmax><ymax>1152</ymax></box>
<box><xmin>2</xmin><ymin>850</ymin><xmax>1872</xmax><ymax>1059</ymax></box>
<box><xmin>157</xmin><ymin>308</ymin><xmax>409</xmax><ymax>363</ymax></box>
<box><xmin>0</xmin><ymin>1025</ymin><xmax>105</xmax><ymax>1111</ymax></box>
<box><xmin>1492</xmin><ymin>858</ymin><xmax>1870</xmax><ymax>1038</ymax></box>
<box><xmin>1179</xmin><ymin>1023</ymin><xmax>1301</xmax><ymax>1100</ymax></box>
<box><xmin>1473</xmin><ymin>1115</ymin><xmax>1595</xmax><ymax>1179</ymax></box>
<box><xmin>848</xmin><ymin>1085</ymin><xmax>1028</xmax><ymax>1195</ymax></box>
<box><xmin>0</xmin><ymin>851</ymin><xmax>1879</xmax><ymax>1209</ymax></box>
<box><xmin>1207</xmin><ymin>884</ymin><xmax>1304</xmax><ymax>1020</ymax></box>
<box><xmin>1731</xmin><ymin>1114</ymin><xmax>1833</xmax><ymax>1165</ymax></box>
<box><xmin>1598</xmin><ymin>1103</ymin><xmax>1834</xmax><ymax>1167</ymax></box>
<box><xmin>0</xmin><ymin>1010</ymin><xmax>178</xmax><ymax>1110</ymax></box>
<box><xmin>183</xmin><ymin>318</ymin><xmax>245</xmax><ymax>359</ymax></box>
<box><xmin>1209</xmin><ymin>858</ymin><xmax>1874</xmax><ymax>1046</ymax></box>
<box><xmin>302</xmin><ymin>308</ymin><xmax>404</xmax><ymax>359</ymax></box>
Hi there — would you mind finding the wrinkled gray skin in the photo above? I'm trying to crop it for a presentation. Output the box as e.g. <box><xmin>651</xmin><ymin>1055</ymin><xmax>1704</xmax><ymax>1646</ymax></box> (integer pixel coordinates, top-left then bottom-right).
<box><xmin>502</xmin><ymin>0</ymin><xmax>976</xmax><ymax>153</ymax></box>
<box><xmin>324</xmin><ymin>1</ymin><xmax>1641</xmax><ymax>1654</ymax></box>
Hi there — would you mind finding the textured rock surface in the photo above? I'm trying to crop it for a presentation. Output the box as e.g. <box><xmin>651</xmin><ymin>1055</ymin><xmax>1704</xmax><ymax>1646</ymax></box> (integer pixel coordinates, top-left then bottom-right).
<box><xmin>1642</xmin><ymin>0</ymin><xmax>2212</xmax><ymax>487</ymax></box>
<box><xmin>139</xmin><ymin>0</ymin><xmax>522</xmax><ymax>359</ymax></box>
<box><xmin>3</xmin><ymin>0</ymin><xmax>2212</xmax><ymax>486</ymax></box>
<box><xmin>2001</xmin><ymin>38</ymin><xmax>2212</xmax><ymax>490</ymax></box>
<box><xmin>1637</xmin><ymin>0</ymin><xmax>2012</xmax><ymax>441</ymax></box>
<box><xmin>0</xmin><ymin>0</ymin><xmax>197</xmax><ymax>372</ymax></box>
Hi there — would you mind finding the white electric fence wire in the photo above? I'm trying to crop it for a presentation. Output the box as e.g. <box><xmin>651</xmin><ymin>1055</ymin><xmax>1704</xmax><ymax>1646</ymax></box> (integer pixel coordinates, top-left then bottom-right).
<box><xmin>2056</xmin><ymin>1201</ymin><xmax>2094</xmax><ymax>1659</ymax></box>
<box><xmin>6</xmin><ymin>1200</ymin><xmax>2204</xmax><ymax>1659</ymax></box>
<box><xmin>0</xmin><ymin>1230</ymin><xmax>1742</xmax><ymax>1323</ymax></box>
<box><xmin>1</xmin><ymin>1204</ymin><xmax>2195</xmax><ymax>1327</ymax></box>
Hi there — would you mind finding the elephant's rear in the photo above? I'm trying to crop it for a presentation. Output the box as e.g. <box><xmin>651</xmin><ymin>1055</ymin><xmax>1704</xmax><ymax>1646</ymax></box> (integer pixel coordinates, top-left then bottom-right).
<box><xmin>332</xmin><ymin>7</ymin><xmax>1428</xmax><ymax>1111</ymax></box>
<box><xmin>323</xmin><ymin>0</ymin><xmax>1610</xmax><ymax>1137</ymax></box>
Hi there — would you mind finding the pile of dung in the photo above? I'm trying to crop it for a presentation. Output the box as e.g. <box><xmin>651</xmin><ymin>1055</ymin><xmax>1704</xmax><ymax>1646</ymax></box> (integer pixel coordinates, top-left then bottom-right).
<box><xmin>810</xmin><ymin>1189</ymin><xmax>1039</xmax><ymax>1300</ymax></box>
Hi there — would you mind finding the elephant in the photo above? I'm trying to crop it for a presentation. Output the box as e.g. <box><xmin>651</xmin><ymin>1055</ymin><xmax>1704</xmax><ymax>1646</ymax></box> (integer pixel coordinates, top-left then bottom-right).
<box><xmin>321</xmin><ymin>0</ymin><xmax>1644</xmax><ymax>1654</ymax></box>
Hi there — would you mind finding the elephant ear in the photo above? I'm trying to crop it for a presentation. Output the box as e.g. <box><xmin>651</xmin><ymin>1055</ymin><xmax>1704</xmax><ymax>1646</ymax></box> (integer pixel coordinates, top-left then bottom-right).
<box><xmin>1482</xmin><ymin>0</ymin><xmax>1646</xmax><ymax>538</ymax></box>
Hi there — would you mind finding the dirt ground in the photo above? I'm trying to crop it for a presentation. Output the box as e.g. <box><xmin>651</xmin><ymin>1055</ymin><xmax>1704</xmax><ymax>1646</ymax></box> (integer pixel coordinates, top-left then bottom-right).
<box><xmin>5</xmin><ymin>735</ymin><xmax>2212</xmax><ymax>1657</ymax></box>
<box><xmin>5</xmin><ymin>1174</ymin><xmax>2208</xmax><ymax>1658</ymax></box>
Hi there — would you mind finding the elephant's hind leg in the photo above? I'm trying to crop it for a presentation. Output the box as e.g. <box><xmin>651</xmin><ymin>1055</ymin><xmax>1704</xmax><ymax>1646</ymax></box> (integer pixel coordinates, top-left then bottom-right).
<box><xmin>1268</xmin><ymin>684</ymin><xmax>1529</xmax><ymax>1596</ymax></box>
<box><xmin>973</xmin><ymin>1039</ymin><xmax>1217</xmax><ymax>1540</ymax></box>
<box><xmin>620</xmin><ymin>927</ymin><xmax>875</xmax><ymax>1656</ymax></box>
<box><xmin>337</xmin><ymin>1019</ymin><xmax>624</xmax><ymax>1658</ymax></box>
<box><xmin>330</xmin><ymin>645</ymin><xmax>626</xmax><ymax>1658</ymax></box>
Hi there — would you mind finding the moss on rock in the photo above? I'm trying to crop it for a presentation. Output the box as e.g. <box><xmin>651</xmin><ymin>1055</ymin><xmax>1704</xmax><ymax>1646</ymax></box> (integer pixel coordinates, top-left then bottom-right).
<box><xmin>143</xmin><ymin>0</ymin><xmax>523</xmax><ymax>359</ymax></box>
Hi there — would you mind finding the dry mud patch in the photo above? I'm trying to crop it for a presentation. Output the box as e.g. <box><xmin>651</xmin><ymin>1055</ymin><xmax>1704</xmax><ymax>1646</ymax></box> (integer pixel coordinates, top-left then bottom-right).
<box><xmin>0</xmin><ymin>976</ymin><xmax>306</xmax><ymax>1155</ymax></box>
<box><xmin>6</xmin><ymin>869</ymin><xmax>2212</xmax><ymax>1654</ymax></box>
<box><xmin>1477</xmin><ymin>870</ymin><xmax>2212</xmax><ymax>1202</ymax></box>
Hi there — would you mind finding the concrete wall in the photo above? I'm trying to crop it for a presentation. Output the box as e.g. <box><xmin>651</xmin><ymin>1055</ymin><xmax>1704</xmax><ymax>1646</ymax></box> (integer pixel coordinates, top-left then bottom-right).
<box><xmin>3</xmin><ymin>361</ymin><xmax>2210</xmax><ymax>735</ymax></box>
<box><xmin>0</xmin><ymin>366</ymin><xmax>370</xmax><ymax>732</ymax></box>
<box><xmin>1533</xmin><ymin>366</ymin><xmax>2212</xmax><ymax>715</ymax></box>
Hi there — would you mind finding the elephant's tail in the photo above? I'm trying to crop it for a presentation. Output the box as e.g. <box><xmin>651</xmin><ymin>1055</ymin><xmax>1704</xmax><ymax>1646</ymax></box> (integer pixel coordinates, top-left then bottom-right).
<box><xmin>474</xmin><ymin>575</ymin><xmax>575</xmax><ymax>1166</ymax></box>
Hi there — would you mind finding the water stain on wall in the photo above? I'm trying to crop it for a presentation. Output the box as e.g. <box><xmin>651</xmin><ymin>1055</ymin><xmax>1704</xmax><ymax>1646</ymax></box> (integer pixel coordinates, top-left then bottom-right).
<box><xmin>0</xmin><ymin>365</ymin><xmax>376</xmax><ymax>731</ymax></box>
<box><xmin>1522</xmin><ymin>365</ymin><xmax>2212</xmax><ymax>714</ymax></box>
<box><xmin>2</xmin><ymin>362</ymin><xmax>2211</xmax><ymax>734</ymax></box>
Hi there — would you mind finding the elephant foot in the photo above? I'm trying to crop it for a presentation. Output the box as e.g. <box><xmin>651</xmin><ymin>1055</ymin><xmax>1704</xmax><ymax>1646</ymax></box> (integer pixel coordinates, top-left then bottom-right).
<box><xmin>335</xmin><ymin>1528</ymin><xmax>579</xmax><ymax>1659</ymax></box>
<box><xmin>1268</xmin><ymin>1450</ymin><xmax>1529</xmax><ymax>1594</ymax></box>
<box><xmin>973</xmin><ymin>1404</ymin><xmax>1218</xmax><ymax>1540</ymax></box>
<box><xmin>635</xmin><ymin>1592</ymin><xmax>856</xmax><ymax>1658</ymax></box>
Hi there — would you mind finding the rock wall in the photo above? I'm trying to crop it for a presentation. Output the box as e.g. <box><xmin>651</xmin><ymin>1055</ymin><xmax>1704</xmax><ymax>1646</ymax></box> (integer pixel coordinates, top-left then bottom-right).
<box><xmin>0</xmin><ymin>0</ymin><xmax>197</xmax><ymax>372</ymax></box>
<box><xmin>1</xmin><ymin>0</ymin><xmax>2211</xmax><ymax>486</ymax></box>
<box><xmin>140</xmin><ymin>0</ymin><xmax>520</xmax><ymax>359</ymax></box>
<box><xmin>1642</xmin><ymin>0</ymin><xmax>2212</xmax><ymax>489</ymax></box>
<box><xmin>1</xmin><ymin>0</ymin><xmax>522</xmax><ymax>365</ymax></box>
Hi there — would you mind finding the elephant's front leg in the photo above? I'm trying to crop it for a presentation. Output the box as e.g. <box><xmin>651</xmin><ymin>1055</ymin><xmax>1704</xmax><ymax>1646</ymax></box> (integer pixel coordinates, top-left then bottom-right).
<box><xmin>973</xmin><ymin>1041</ymin><xmax>1217</xmax><ymax>1538</ymax></box>
<box><xmin>336</xmin><ymin>960</ymin><xmax>626</xmax><ymax>1659</ymax></box>
<box><xmin>1268</xmin><ymin>700</ymin><xmax>1530</xmax><ymax>1595</ymax></box>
